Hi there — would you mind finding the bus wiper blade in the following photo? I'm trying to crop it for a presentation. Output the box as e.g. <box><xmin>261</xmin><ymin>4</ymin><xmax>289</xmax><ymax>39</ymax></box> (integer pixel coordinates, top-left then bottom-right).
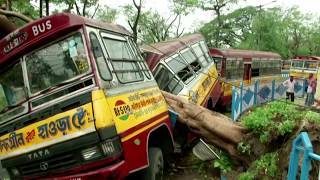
<box><xmin>39</xmin><ymin>78</ymin><xmax>79</xmax><ymax>95</ymax></box>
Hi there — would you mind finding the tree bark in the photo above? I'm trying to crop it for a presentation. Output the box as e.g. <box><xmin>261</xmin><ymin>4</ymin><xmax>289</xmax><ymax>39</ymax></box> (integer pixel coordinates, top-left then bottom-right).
<box><xmin>39</xmin><ymin>0</ymin><xmax>43</xmax><ymax>18</ymax></box>
<box><xmin>0</xmin><ymin>15</ymin><xmax>16</xmax><ymax>39</ymax></box>
<box><xmin>45</xmin><ymin>0</ymin><xmax>49</xmax><ymax>16</ymax></box>
<box><xmin>0</xmin><ymin>9</ymin><xmax>33</xmax><ymax>22</ymax></box>
<box><xmin>162</xmin><ymin>91</ymin><xmax>247</xmax><ymax>158</ymax></box>
<box><xmin>0</xmin><ymin>10</ymin><xmax>33</xmax><ymax>38</ymax></box>
<box><xmin>131</xmin><ymin>0</ymin><xmax>141</xmax><ymax>43</ymax></box>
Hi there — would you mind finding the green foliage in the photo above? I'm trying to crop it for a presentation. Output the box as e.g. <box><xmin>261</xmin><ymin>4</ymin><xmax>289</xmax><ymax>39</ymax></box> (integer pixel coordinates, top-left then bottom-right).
<box><xmin>237</xmin><ymin>142</ymin><xmax>251</xmax><ymax>155</ymax></box>
<box><xmin>239</xmin><ymin>171</ymin><xmax>255</xmax><ymax>180</ymax></box>
<box><xmin>52</xmin><ymin>0</ymin><xmax>99</xmax><ymax>17</ymax></box>
<box><xmin>254</xmin><ymin>152</ymin><xmax>279</xmax><ymax>177</ymax></box>
<box><xmin>239</xmin><ymin>153</ymin><xmax>278</xmax><ymax>179</ymax></box>
<box><xmin>213</xmin><ymin>153</ymin><xmax>232</xmax><ymax>174</ymax></box>
<box><xmin>199</xmin><ymin>5</ymin><xmax>320</xmax><ymax>58</ymax></box>
<box><xmin>95</xmin><ymin>5</ymin><xmax>118</xmax><ymax>23</ymax></box>
<box><xmin>305</xmin><ymin>111</ymin><xmax>320</xmax><ymax>123</ymax></box>
<box><xmin>200</xmin><ymin>6</ymin><xmax>257</xmax><ymax>47</ymax></box>
<box><xmin>242</xmin><ymin>101</ymin><xmax>302</xmax><ymax>143</ymax></box>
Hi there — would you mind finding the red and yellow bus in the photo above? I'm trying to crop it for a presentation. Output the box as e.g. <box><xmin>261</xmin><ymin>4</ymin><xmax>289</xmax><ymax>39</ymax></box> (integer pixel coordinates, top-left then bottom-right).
<box><xmin>0</xmin><ymin>13</ymin><xmax>174</xmax><ymax>179</ymax></box>
<box><xmin>209</xmin><ymin>48</ymin><xmax>282</xmax><ymax>110</ymax></box>
<box><xmin>142</xmin><ymin>34</ymin><xmax>221</xmax><ymax>110</ymax></box>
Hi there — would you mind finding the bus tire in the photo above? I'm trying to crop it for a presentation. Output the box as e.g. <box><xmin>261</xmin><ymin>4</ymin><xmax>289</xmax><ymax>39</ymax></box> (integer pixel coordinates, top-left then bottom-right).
<box><xmin>141</xmin><ymin>147</ymin><xmax>164</xmax><ymax>180</ymax></box>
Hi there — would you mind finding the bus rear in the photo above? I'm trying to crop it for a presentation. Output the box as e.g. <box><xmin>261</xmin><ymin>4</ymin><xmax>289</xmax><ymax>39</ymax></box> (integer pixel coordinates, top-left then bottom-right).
<box><xmin>0</xmin><ymin>13</ymin><xmax>174</xmax><ymax>179</ymax></box>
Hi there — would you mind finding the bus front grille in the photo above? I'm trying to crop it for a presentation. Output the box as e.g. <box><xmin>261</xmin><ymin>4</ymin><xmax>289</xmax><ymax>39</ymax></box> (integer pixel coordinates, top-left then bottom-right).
<box><xmin>19</xmin><ymin>153</ymin><xmax>78</xmax><ymax>176</ymax></box>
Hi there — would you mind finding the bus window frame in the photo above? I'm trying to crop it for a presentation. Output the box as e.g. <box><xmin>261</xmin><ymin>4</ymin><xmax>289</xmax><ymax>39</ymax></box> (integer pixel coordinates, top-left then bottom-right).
<box><xmin>304</xmin><ymin>61</ymin><xmax>318</xmax><ymax>70</ymax></box>
<box><xmin>154</xmin><ymin>63</ymin><xmax>184</xmax><ymax>95</ymax></box>
<box><xmin>165</xmin><ymin>53</ymin><xmax>195</xmax><ymax>85</ymax></box>
<box><xmin>24</xmin><ymin>30</ymin><xmax>93</xmax><ymax>97</ymax></box>
<box><xmin>199</xmin><ymin>41</ymin><xmax>212</xmax><ymax>62</ymax></box>
<box><xmin>291</xmin><ymin>60</ymin><xmax>304</xmax><ymax>70</ymax></box>
<box><xmin>88</xmin><ymin>31</ymin><xmax>113</xmax><ymax>81</ymax></box>
<box><xmin>179</xmin><ymin>47</ymin><xmax>203</xmax><ymax>74</ymax></box>
<box><xmin>190</xmin><ymin>42</ymin><xmax>210</xmax><ymax>66</ymax></box>
<box><xmin>127</xmin><ymin>38</ymin><xmax>152</xmax><ymax>79</ymax></box>
<box><xmin>100</xmin><ymin>31</ymin><xmax>144</xmax><ymax>84</ymax></box>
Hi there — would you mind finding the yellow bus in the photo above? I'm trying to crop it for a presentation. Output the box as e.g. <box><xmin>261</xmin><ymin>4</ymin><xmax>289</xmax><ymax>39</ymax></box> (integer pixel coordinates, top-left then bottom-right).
<box><xmin>289</xmin><ymin>56</ymin><xmax>320</xmax><ymax>79</ymax></box>
<box><xmin>142</xmin><ymin>34</ymin><xmax>221</xmax><ymax>110</ymax></box>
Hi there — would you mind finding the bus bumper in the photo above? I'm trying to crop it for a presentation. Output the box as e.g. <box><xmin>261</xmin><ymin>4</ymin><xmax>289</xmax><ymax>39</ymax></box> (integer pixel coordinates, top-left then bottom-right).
<box><xmin>44</xmin><ymin>160</ymin><xmax>127</xmax><ymax>180</ymax></box>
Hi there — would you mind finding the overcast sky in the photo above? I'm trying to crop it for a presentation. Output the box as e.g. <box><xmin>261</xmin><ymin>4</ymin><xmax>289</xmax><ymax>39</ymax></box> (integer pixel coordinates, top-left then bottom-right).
<box><xmin>100</xmin><ymin>0</ymin><xmax>320</xmax><ymax>32</ymax></box>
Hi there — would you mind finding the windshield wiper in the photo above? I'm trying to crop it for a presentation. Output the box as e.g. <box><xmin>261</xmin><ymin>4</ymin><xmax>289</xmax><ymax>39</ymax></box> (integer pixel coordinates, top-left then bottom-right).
<box><xmin>38</xmin><ymin>78</ymin><xmax>81</xmax><ymax>95</ymax></box>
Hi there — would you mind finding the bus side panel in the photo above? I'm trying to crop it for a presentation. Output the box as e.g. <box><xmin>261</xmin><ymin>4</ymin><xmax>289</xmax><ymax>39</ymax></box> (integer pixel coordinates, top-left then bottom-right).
<box><xmin>104</xmin><ymin>86</ymin><xmax>171</xmax><ymax>173</ymax></box>
<box><xmin>121</xmin><ymin>116</ymin><xmax>171</xmax><ymax>173</ymax></box>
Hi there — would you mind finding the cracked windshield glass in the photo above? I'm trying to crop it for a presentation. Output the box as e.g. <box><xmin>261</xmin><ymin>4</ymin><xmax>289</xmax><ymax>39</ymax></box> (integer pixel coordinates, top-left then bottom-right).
<box><xmin>26</xmin><ymin>32</ymin><xmax>89</xmax><ymax>94</ymax></box>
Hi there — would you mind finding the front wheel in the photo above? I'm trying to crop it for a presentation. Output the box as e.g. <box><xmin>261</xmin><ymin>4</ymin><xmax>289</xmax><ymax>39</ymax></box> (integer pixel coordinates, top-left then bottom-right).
<box><xmin>141</xmin><ymin>147</ymin><xmax>164</xmax><ymax>180</ymax></box>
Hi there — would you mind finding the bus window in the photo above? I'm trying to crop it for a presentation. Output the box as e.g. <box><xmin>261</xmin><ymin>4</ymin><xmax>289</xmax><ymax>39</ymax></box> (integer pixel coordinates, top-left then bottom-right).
<box><xmin>199</xmin><ymin>41</ymin><xmax>212</xmax><ymax>62</ymax></box>
<box><xmin>127</xmin><ymin>38</ymin><xmax>152</xmax><ymax>79</ymax></box>
<box><xmin>226</xmin><ymin>59</ymin><xmax>243</xmax><ymax>79</ymax></box>
<box><xmin>304</xmin><ymin>61</ymin><xmax>318</xmax><ymax>70</ymax></box>
<box><xmin>252</xmin><ymin>60</ymin><xmax>260</xmax><ymax>77</ymax></box>
<box><xmin>26</xmin><ymin>33</ymin><xmax>90</xmax><ymax>94</ymax></box>
<box><xmin>166</xmin><ymin>55</ymin><xmax>194</xmax><ymax>84</ymax></box>
<box><xmin>291</xmin><ymin>61</ymin><xmax>303</xmax><ymax>69</ymax></box>
<box><xmin>192</xmin><ymin>43</ymin><xmax>209</xmax><ymax>66</ymax></box>
<box><xmin>89</xmin><ymin>32</ymin><xmax>112</xmax><ymax>80</ymax></box>
<box><xmin>102</xmin><ymin>34</ymin><xmax>143</xmax><ymax>83</ymax></box>
<box><xmin>181</xmin><ymin>48</ymin><xmax>201</xmax><ymax>73</ymax></box>
<box><xmin>154</xmin><ymin>65</ymin><xmax>183</xmax><ymax>95</ymax></box>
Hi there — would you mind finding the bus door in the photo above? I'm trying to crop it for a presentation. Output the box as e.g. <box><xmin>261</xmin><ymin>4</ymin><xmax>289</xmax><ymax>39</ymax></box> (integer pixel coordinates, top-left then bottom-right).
<box><xmin>243</xmin><ymin>59</ymin><xmax>252</xmax><ymax>84</ymax></box>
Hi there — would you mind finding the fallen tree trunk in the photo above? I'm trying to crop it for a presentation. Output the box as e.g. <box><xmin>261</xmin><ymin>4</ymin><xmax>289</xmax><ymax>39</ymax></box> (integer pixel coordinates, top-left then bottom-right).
<box><xmin>163</xmin><ymin>91</ymin><xmax>247</xmax><ymax>159</ymax></box>
<box><xmin>162</xmin><ymin>91</ymin><xmax>320</xmax><ymax>179</ymax></box>
<box><xmin>0</xmin><ymin>9</ymin><xmax>33</xmax><ymax>39</ymax></box>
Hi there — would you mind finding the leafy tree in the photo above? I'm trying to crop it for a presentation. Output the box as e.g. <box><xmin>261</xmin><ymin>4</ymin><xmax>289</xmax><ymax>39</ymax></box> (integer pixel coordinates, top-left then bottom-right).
<box><xmin>51</xmin><ymin>0</ymin><xmax>99</xmax><ymax>17</ymax></box>
<box><xmin>95</xmin><ymin>5</ymin><xmax>118</xmax><ymax>23</ymax></box>
<box><xmin>139</xmin><ymin>10</ymin><xmax>180</xmax><ymax>43</ymax></box>
<box><xmin>0</xmin><ymin>0</ymin><xmax>37</xmax><ymax>19</ymax></box>
<box><xmin>122</xmin><ymin>0</ymin><xmax>143</xmax><ymax>43</ymax></box>
<box><xmin>197</xmin><ymin>0</ymin><xmax>239</xmax><ymax>47</ymax></box>
<box><xmin>200</xmin><ymin>6</ymin><xmax>257</xmax><ymax>47</ymax></box>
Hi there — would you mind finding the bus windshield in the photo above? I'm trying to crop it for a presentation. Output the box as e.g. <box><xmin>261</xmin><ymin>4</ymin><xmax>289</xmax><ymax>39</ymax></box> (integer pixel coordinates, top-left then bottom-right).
<box><xmin>25</xmin><ymin>32</ymin><xmax>90</xmax><ymax>94</ymax></box>
<box><xmin>304</xmin><ymin>61</ymin><xmax>318</xmax><ymax>70</ymax></box>
<box><xmin>0</xmin><ymin>63</ymin><xmax>26</xmax><ymax>113</ymax></box>
<box><xmin>291</xmin><ymin>61</ymin><xmax>304</xmax><ymax>68</ymax></box>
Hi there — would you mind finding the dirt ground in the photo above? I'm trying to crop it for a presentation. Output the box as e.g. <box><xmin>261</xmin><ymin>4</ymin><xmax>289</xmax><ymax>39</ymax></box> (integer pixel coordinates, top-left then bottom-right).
<box><xmin>164</xmin><ymin>150</ymin><xmax>221</xmax><ymax>180</ymax></box>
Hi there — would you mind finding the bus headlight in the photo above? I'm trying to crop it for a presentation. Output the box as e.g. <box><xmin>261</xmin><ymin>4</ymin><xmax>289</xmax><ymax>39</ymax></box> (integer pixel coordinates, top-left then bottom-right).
<box><xmin>81</xmin><ymin>146</ymin><xmax>102</xmax><ymax>161</ymax></box>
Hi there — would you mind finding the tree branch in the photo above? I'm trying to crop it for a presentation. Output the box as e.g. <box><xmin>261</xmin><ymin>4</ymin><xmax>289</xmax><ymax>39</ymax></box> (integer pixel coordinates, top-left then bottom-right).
<box><xmin>164</xmin><ymin>13</ymin><xmax>179</xmax><ymax>40</ymax></box>
<box><xmin>91</xmin><ymin>3</ymin><xmax>100</xmax><ymax>19</ymax></box>
<box><xmin>74</xmin><ymin>2</ymin><xmax>81</xmax><ymax>16</ymax></box>
<box><xmin>82</xmin><ymin>0</ymin><xmax>88</xmax><ymax>16</ymax></box>
<box><xmin>0</xmin><ymin>9</ymin><xmax>33</xmax><ymax>22</ymax></box>
<box><xmin>133</xmin><ymin>0</ymin><xmax>140</xmax><ymax>9</ymax></box>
